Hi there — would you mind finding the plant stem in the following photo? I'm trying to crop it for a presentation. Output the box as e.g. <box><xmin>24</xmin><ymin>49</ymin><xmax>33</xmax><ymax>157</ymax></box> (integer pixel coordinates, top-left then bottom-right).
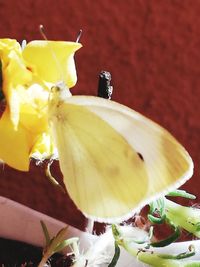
<box><xmin>165</xmin><ymin>199</ymin><xmax>200</xmax><ymax>238</ymax></box>
<box><xmin>38</xmin><ymin>253</ymin><xmax>51</xmax><ymax>267</ymax></box>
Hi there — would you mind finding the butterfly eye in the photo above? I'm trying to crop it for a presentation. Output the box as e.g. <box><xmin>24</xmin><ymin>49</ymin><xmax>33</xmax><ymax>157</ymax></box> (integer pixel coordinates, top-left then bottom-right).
<box><xmin>51</xmin><ymin>86</ymin><xmax>60</xmax><ymax>93</ymax></box>
<box><xmin>49</xmin><ymin>86</ymin><xmax>61</xmax><ymax>103</ymax></box>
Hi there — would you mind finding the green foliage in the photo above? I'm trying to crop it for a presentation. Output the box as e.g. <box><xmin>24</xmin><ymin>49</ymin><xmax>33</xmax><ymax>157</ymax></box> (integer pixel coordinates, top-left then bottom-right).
<box><xmin>110</xmin><ymin>190</ymin><xmax>200</xmax><ymax>266</ymax></box>
<box><xmin>108</xmin><ymin>241</ymin><xmax>120</xmax><ymax>267</ymax></box>
<box><xmin>38</xmin><ymin>189</ymin><xmax>200</xmax><ymax>267</ymax></box>
<box><xmin>167</xmin><ymin>190</ymin><xmax>196</xmax><ymax>199</ymax></box>
<box><xmin>38</xmin><ymin>221</ymin><xmax>79</xmax><ymax>267</ymax></box>
<box><xmin>112</xmin><ymin>224</ymin><xmax>199</xmax><ymax>267</ymax></box>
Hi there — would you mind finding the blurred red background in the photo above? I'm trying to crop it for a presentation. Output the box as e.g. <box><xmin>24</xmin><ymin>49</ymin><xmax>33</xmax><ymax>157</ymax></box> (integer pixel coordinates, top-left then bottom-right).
<box><xmin>0</xmin><ymin>0</ymin><xmax>199</xmax><ymax>232</ymax></box>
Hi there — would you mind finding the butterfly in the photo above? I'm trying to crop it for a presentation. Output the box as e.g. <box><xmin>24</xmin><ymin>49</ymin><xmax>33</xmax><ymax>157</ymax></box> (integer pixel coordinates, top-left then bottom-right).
<box><xmin>48</xmin><ymin>82</ymin><xmax>193</xmax><ymax>223</ymax></box>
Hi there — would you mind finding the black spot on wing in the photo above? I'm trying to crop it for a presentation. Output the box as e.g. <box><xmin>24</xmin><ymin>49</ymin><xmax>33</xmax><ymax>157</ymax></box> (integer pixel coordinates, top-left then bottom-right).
<box><xmin>137</xmin><ymin>152</ymin><xmax>144</xmax><ymax>162</ymax></box>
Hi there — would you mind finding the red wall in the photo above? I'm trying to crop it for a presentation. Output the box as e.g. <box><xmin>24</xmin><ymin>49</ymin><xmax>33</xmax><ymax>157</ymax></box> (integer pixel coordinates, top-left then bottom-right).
<box><xmin>0</xmin><ymin>0</ymin><xmax>199</xmax><ymax>230</ymax></box>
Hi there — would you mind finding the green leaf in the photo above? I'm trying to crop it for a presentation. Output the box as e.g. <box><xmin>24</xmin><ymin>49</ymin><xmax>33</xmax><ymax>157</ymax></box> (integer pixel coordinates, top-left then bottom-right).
<box><xmin>149</xmin><ymin>198</ymin><xmax>165</xmax><ymax>215</ymax></box>
<box><xmin>112</xmin><ymin>224</ymin><xmax>121</xmax><ymax>243</ymax></box>
<box><xmin>148</xmin><ymin>214</ymin><xmax>166</xmax><ymax>224</ymax></box>
<box><xmin>54</xmin><ymin>237</ymin><xmax>79</xmax><ymax>253</ymax></box>
<box><xmin>39</xmin><ymin>224</ymin><xmax>79</xmax><ymax>267</ymax></box>
<box><xmin>48</xmin><ymin>226</ymin><xmax>68</xmax><ymax>254</ymax></box>
<box><xmin>167</xmin><ymin>190</ymin><xmax>196</xmax><ymax>199</ymax></box>
<box><xmin>159</xmin><ymin>245</ymin><xmax>195</xmax><ymax>260</ymax></box>
<box><xmin>108</xmin><ymin>241</ymin><xmax>120</xmax><ymax>267</ymax></box>
<box><xmin>157</xmin><ymin>198</ymin><xmax>166</xmax><ymax>217</ymax></box>
<box><xmin>40</xmin><ymin>221</ymin><xmax>51</xmax><ymax>246</ymax></box>
<box><xmin>150</xmin><ymin>226</ymin><xmax>181</xmax><ymax>247</ymax></box>
<box><xmin>148</xmin><ymin>198</ymin><xmax>166</xmax><ymax>224</ymax></box>
<box><xmin>195</xmin><ymin>222</ymin><xmax>200</xmax><ymax>232</ymax></box>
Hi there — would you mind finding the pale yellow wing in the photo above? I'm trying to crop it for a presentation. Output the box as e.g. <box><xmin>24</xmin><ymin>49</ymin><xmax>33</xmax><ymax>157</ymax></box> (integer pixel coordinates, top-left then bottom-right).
<box><xmin>48</xmin><ymin>95</ymin><xmax>193</xmax><ymax>223</ymax></box>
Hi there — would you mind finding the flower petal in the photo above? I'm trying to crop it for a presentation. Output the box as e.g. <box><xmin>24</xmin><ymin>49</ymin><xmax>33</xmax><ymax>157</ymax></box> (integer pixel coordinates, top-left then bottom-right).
<box><xmin>0</xmin><ymin>109</ymin><xmax>31</xmax><ymax>171</ymax></box>
<box><xmin>17</xmin><ymin>83</ymin><xmax>49</xmax><ymax>133</ymax></box>
<box><xmin>0</xmin><ymin>39</ymin><xmax>32</xmax><ymax>128</ymax></box>
<box><xmin>23</xmin><ymin>41</ymin><xmax>82</xmax><ymax>88</ymax></box>
<box><xmin>31</xmin><ymin>132</ymin><xmax>57</xmax><ymax>160</ymax></box>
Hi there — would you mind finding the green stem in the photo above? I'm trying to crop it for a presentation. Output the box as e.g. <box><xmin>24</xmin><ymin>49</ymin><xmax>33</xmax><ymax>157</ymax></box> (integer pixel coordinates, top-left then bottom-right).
<box><xmin>165</xmin><ymin>199</ymin><xmax>200</xmax><ymax>238</ymax></box>
<box><xmin>38</xmin><ymin>253</ymin><xmax>51</xmax><ymax>267</ymax></box>
<box><xmin>122</xmin><ymin>240</ymin><xmax>200</xmax><ymax>267</ymax></box>
<box><xmin>113</xmin><ymin>225</ymin><xmax>200</xmax><ymax>267</ymax></box>
<box><xmin>121</xmin><ymin>240</ymin><xmax>181</xmax><ymax>267</ymax></box>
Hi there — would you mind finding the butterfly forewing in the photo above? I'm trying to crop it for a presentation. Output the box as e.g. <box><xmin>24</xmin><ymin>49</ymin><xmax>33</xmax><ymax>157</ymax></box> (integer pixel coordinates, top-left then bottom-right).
<box><xmin>48</xmin><ymin>94</ymin><xmax>193</xmax><ymax>223</ymax></box>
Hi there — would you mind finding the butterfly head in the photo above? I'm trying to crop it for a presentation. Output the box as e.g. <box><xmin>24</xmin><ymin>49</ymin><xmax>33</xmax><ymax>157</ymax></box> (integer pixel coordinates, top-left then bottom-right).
<box><xmin>49</xmin><ymin>81</ymin><xmax>71</xmax><ymax>106</ymax></box>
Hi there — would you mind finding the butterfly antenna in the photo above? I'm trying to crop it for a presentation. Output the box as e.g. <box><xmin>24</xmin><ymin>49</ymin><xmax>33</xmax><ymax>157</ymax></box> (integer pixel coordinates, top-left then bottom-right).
<box><xmin>39</xmin><ymin>24</ymin><xmax>65</xmax><ymax>83</ymax></box>
<box><xmin>39</xmin><ymin>24</ymin><xmax>48</xmax><ymax>41</ymax></box>
<box><xmin>76</xmin><ymin>29</ymin><xmax>83</xmax><ymax>43</ymax></box>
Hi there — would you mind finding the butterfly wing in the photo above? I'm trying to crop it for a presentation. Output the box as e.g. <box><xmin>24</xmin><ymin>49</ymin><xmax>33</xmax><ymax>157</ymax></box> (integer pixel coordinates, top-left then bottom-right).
<box><xmin>48</xmin><ymin>95</ymin><xmax>193</xmax><ymax>223</ymax></box>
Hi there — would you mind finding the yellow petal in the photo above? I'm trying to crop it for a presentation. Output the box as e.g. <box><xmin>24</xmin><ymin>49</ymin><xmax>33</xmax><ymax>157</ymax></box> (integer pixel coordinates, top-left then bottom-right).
<box><xmin>17</xmin><ymin>83</ymin><xmax>49</xmax><ymax>134</ymax></box>
<box><xmin>31</xmin><ymin>132</ymin><xmax>56</xmax><ymax>160</ymax></box>
<box><xmin>0</xmin><ymin>109</ymin><xmax>31</xmax><ymax>171</ymax></box>
<box><xmin>23</xmin><ymin>41</ymin><xmax>82</xmax><ymax>88</ymax></box>
<box><xmin>0</xmin><ymin>39</ymin><xmax>32</xmax><ymax>128</ymax></box>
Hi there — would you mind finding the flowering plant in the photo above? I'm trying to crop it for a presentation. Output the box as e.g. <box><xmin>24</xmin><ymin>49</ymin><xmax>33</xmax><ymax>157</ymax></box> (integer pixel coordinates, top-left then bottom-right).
<box><xmin>0</xmin><ymin>37</ymin><xmax>198</xmax><ymax>267</ymax></box>
<box><xmin>0</xmin><ymin>39</ymin><xmax>81</xmax><ymax>171</ymax></box>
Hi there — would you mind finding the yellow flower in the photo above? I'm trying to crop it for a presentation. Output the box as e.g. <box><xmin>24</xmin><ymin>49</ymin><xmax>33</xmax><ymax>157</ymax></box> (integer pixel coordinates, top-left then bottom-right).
<box><xmin>23</xmin><ymin>40</ymin><xmax>81</xmax><ymax>88</ymax></box>
<box><xmin>0</xmin><ymin>39</ymin><xmax>81</xmax><ymax>171</ymax></box>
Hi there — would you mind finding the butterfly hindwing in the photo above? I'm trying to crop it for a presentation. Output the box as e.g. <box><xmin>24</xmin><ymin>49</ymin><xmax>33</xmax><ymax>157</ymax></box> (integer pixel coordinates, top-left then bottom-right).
<box><xmin>48</xmin><ymin>94</ymin><xmax>193</xmax><ymax>222</ymax></box>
